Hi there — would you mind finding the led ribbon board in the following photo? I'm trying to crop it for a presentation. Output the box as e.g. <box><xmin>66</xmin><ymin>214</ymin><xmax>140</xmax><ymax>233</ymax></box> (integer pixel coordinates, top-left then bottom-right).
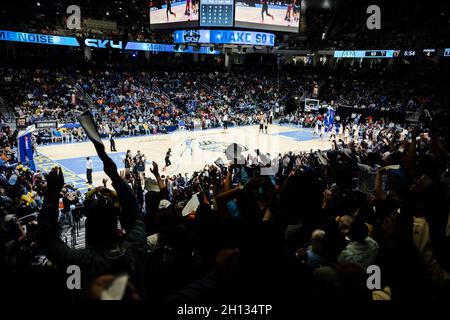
<box><xmin>0</xmin><ymin>29</ymin><xmax>218</xmax><ymax>54</ymax></box>
<box><xmin>333</xmin><ymin>50</ymin><xmax>396</xmax><ymax>58</ymax></box>
<box><xmin>174</xmin><ymin>29</ymin><xmax>275</xmax><ymax>46</ymax></box>
<box><xmin>125</xmin><ymin>42</ymin><xmax>220</xmax><ymax>54</ymax></box>
<box><xmin>0</xmin><ymin>30</ymin><xmax>79</xmax><ymax>46</ymax></box>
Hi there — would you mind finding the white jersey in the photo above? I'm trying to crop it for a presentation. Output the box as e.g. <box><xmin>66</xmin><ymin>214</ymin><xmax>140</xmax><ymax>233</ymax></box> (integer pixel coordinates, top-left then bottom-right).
<box><xmin>354</xmin><ymin>126</ymin><xmax>360</xmax><ymax>138</ymax></box>
<box><xmin>344</xmin><ymin>128</ymin><xmax>349</xmax><ymax>137</ymax></box>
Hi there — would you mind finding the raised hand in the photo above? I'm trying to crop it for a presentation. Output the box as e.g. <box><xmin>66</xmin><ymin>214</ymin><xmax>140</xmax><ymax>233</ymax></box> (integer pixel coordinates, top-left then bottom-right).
<box><xmin>150</xmin><ymin>161</ymin><xmax>159</xmax><ymax>176</ymax></box>
<box><xmin>93</xmin><ymin>141</ymin><xmax>118</xmax><ymax>179</ymax></box>
<box><xmin>44</xmin><ymin>166</ymin><xmax>64</xmax><ymax>203</ymax></box>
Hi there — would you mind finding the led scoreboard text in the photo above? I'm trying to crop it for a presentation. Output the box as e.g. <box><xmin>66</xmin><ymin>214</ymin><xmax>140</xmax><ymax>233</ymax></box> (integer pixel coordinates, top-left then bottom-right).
<box><xmin>174</xmin><ymin>30</ymin><xmax>275</xmax><ymax>46</ymax></box>
<box><xmin>2</xmin><ymin>29</ymin><xmax>449</xmax><ymax>59</ymax></box>
<box><xmin>0</xmin><ymin>30</ymin><xmax>79</xmax><ymax>46</ymax></box>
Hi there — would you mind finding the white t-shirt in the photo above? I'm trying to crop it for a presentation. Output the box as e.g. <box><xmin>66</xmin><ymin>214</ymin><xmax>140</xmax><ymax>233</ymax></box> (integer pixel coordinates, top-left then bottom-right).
<box><xmin>86</xmin><ymin>159</ymin><xmax>93</xmax><ymax>170</ymax></box>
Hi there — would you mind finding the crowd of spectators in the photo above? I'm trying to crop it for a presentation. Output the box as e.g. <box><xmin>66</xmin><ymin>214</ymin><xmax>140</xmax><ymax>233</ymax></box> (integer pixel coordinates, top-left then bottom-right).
<box><xmin>1</xmin><ymin>107</ymin><xmax>449</xmax><ymax>301</ymax></box>
<box><xmin>2</xmin><ymin>61</ymin><xmax>448</xmax><ymax>146</ymax></box>
<box><xmin>320</xmin><ymin>60</ymin><xmax>450</xmax><ymax>112</ymax></box>
<box><xmin>0</xmin><ymin>68</ymin><xmax>85</xmax><ymax>124</ymax></box>
<box><xmin>1</xmin><ymin>0</ymin><xmax>450</xmax><ymax>305</ymax></box>
<box><xmin>1</xmin><ymin>65</ymin><xmax>315</xmax><ymax>143</ymax></box>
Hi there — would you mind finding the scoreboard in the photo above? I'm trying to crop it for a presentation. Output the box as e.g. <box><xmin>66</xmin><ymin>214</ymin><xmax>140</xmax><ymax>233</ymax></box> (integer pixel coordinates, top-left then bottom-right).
<box><xmin>150</xmin><ymin>0</ymin><xmax>299</xmax><ymax>32</ymax></box>
<box><xmin>364</xmin><ymin>50</ymin><xmax>389</xmax><ymax>57</ymax></box>
<box><xmin>334</xmin><ymin>49</ymin><xmax>450</xmax><ymax>59</ymax></box>
<box><xmin>334</xmin><ymin>50</ymin><xmax>396</xmax><ymax>58</ymax></box>
<box><xmin>200</xmin><ymin>0</ymin><xmax>234</xmax><ymax>27</ymax></box>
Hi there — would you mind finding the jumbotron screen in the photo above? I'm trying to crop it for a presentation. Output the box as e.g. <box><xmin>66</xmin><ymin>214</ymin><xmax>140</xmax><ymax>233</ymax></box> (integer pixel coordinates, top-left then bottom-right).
<box><xmin>150</xmin><ymin>0</ymin><xmax>199</xmax><ymax>29</ymax></box>
<box><xmin>235</xmin><ymin>0</ymin><xmax>300</xmax><ymax>33</ymax></box>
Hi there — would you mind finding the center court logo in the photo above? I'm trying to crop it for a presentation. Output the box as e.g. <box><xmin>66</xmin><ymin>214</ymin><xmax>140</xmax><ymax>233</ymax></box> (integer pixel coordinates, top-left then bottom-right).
<box><xmin>198</xmin><ymin>141</ymin><xmax>248</xmax><ymax>153</ymax></box>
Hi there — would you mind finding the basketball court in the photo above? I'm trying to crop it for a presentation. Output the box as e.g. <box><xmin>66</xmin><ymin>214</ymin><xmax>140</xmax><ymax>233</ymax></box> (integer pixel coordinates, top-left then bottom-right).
<box><xmin>235</xmin><ymin>6</ymin><xmax>298</xmax><ymax>28</ymax></box>
<box><xmin>34</xmin><ymin>124</ymin><xmax>331</xmax><ymax>193</ymax></box>
<box><xmin>150</xmin><ymin>2</ymin><xmax>199</xmax><ymax>24</ymax></box>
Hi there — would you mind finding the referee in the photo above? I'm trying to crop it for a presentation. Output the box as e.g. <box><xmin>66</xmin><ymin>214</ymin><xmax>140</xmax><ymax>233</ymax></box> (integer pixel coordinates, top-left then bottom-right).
<box><xmin>86</xmin><ymin>156</ymin><xmax>93</xmax><ymax>184</ymax></box>
<box><xmin>109</xmin><ymin>133</ymin><xmax>117</xmax><ymax>152</ymax></box>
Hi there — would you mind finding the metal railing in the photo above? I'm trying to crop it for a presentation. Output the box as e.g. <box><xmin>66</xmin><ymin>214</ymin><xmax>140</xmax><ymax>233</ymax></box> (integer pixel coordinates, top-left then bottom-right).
<box><xmin>66</xmin><ymin>75</ymin><xmax>95</xmax><ymax>109</ymax></box>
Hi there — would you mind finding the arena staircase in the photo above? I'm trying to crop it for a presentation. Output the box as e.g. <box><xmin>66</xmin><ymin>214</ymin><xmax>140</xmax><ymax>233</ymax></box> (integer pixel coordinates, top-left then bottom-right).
<box><xmin>61</xmin><ymin>217</ymin><xmax>87</xmax><ymax>250</ymax></box>
<box><xmin>202</xmin><ymin>83</ymin><xmax>220</xmax><ymax>96</ymax></box>
<box><xmin>0</xmin><ymin>95</ymin><xmax>16</xmax><ymax>129</ymax></box>
<box><xmin>66</xmin><ymin>75</ymin><xmax>95</xmax><ymax>109</ymax></box>
<box><xmin>142</xmin><ymin>74</ymin><xmax>171</xmax><ymax>102</ymax></box>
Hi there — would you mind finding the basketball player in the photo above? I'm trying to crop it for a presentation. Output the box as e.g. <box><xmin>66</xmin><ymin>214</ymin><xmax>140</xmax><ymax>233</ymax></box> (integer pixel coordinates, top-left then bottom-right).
<box><xmin>124</xmin><ymin>150</ymin><xmax>132</xmax><ymax>173</ymax></box>
<box><xmin>344</xmin><ymin>125</ymin><xmax>350</xmax><ymax>144</ymax></box>
<box><xmin>137</xmin><ymin>153</ymin><xmax>146</xmax><ymax>180</ymax></box>
<box><xmin>261</xmin><ymin>0</ymin><xmax>274</xmax><ymax>22</ymax></box>
<box><xmin>259</xmin><ymin>114</ymin><xmax>265</xmax><ymax>134</ymax></box>
<box><xmin>223</xmin><ymin>114</ymin><xmax>229</xmax><ymax>130</ymax></box>
<box><xmin>163</xmin><ymin>148</ymin><xmax>172</xmax><ymax>171</ymax></box>
<box><xmin>264</xmin><ymin>116</ymin><xmax>269</xmax><ymax>134</ymax></box>
<box><xmin>185</xmin><ymin>0</ymin><xmax>191</xmax><ymax>15</ymax></box>
<box><xmin>293</xmin><ymin>0</ymin><xmax>300</xmax><ymax>21</ymax></box>
<box><xmin>338</xmin><ymin>123</ymin><xmax>344</xmax><ymax>139</ymax></box>
<box><xmin>109</xmin><ymin>133</ymin><xmax>117</xmax><ymax>152</ymax></box>
<box><xmin>285</xmin><ymin>0</ymin><xmax>295</xmax><ymax>21</ymax></box>
<box><xmin>166</xmin><ymin>0</ymin><xmax>177</xmax><ymax>21</ymax></box>
<box><xmin>329</xmin><ymin>124</ymin><xmax>336</xmax><ymax>141</ymax></box>
<box><xmin>184</xmin><ymin>135</ymin><xmax>195</xmax><ymax>156</ymax></box>
<box><xmin>313</xmin><ymin>122</ymin><xmax>319</xmax><ymax>137</ymax></box>
<box><xmin>353</xmin><ymin>124</ymin><xmax>360</xmax><ymax>143</ymax></box>
<box><xmin>192</xmin><ymin>0</ymin><xmax>199</xmax><ymax>14</ymax></box>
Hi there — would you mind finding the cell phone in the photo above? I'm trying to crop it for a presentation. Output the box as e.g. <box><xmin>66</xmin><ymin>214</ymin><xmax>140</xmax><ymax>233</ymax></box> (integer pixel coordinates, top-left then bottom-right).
<box><xmin>386</xmin><ymin>165</ymin><xmax>400</xmax><ymax>170</ymax></box>
<box><xmin>101</xmin><ymin>274</ymin><xmax>129</xmax><ymax>300</ymax></box>
<box><xmin>214</xmin><ymin>157</ymin><xmax>225</xmax><ymax>167</ymax></box>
